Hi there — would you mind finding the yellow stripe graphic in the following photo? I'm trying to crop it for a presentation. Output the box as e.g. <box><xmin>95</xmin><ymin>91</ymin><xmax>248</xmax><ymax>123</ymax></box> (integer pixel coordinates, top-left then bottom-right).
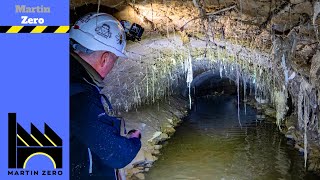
<box><xmin>17</xmin><ymin>134</ymin><xmax>30</xmax><ymax>147</ymax></box>
<box><xmin>31</xmin><ymin>26</ymin><xmax>47</xmax><ymax>33</ymax></box>
<box><xmin>30</xmin><ymin>134</ymin><xmax>43</xmax><ymax>147</ymax></box>
<box><xmin>44</xmin><ymin>134</ymin><xmax>57</xmax><ymax>147</ymax></box>
<box><xmin>7</xmin><ymin>26</ymin><xmax>23</xmax><ymax>33</ymax></box>
<box><xmin>54</xmin><ymin>26</ymin><xmax>69</xmax><ymax>33</ymax></box>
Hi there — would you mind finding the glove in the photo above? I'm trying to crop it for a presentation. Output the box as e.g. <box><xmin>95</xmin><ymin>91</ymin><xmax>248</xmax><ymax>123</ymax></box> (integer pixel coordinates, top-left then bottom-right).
<box><xmin>127</xmin><ymin>129</ymin><xmax>141</xmax><ymax>139</ymax></box>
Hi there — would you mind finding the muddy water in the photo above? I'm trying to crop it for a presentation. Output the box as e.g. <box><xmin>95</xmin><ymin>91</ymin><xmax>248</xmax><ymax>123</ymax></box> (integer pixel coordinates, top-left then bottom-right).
<box><xmin>146</xmin><ymin>96</ymin><xmax>319</xmax><ymax>180</ymax></box>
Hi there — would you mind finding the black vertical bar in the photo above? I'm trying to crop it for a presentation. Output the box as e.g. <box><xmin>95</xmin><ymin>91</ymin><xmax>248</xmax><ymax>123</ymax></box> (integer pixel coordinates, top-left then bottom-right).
<box><xmin>8</xmin><ymin>113</ymin><xmax>17</xmax><ymax>168</ymax></box>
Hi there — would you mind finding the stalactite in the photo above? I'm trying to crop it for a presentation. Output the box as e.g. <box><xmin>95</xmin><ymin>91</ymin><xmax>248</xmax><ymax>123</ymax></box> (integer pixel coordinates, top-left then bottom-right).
<box><xmin>304</xmin><ymin>90</ymin><xmax>309</xmax><ymax>169</ymax></box>
<box><xmin>133</xmin><ymin>83</ymin><xmax>137</xmax><ymax>104</ymax></box>
<box><xmin>152</xmin><ymin>66</ymin><xmax>155</xmax><ymax>103</ymax></box>
<box><xmin>237</xmin><ymin>64</ymin><xmax>242</xmax><ymax>128</ymax></box>
<box><xmin>146</xmin><ymin>67</ymin><xmax>149</xmax><ymax>98</ymax></box>
<box><xmin>219</xmin><ymin>65</ymin><xmax>223</xmax><ymax>78</ymax></box>
<box><xmin>187</xmin><ymin>49</ymin><xmax>193</xmax><ymax>109</ymax></box>
<box><xmin>254</xmin><ymin>66</ymin><xmax>258</xmax><ymax>103</ymax></box>
<box><xmin>281</xmin><ymin>54</ymin><xmax>289</xmax><ymax>87</ymax></box>
<box><xmin>136</xmin><ymin>86</ymin><xmax>141</xmax><ymax>105</ymax></box>
<box><xmin>243</xmin><ymin>76</ymin><xmax>247</xmax><ymax>115</ymax></box>
<box><xmin>297</xmin><ymin>80</ymin><xmax>315</xmax><ymax>169</ymax></box>
<box><xmin>125</xmin><ymin>100</ymin><xmax>129</xmax><ymax>112</ymax></box>
<box><xmin>313</xmin><ymin>1</ymin><xmax>320</xmax><ymax>42</ymax></box>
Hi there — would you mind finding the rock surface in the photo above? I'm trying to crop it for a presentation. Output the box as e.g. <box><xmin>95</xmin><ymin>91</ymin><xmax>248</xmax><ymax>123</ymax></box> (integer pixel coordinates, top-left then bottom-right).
<box><xmin>119</xmin><ymin>96</ymin><xmax>187</xmax><ymax>179</ymax></box>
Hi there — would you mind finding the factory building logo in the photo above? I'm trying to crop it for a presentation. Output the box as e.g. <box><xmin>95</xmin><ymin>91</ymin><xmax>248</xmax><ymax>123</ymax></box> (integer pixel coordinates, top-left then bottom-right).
<box><xmin>8</xmin><ymin>113</ymin><xmax>63</xmax><ymax>176</ymax></box>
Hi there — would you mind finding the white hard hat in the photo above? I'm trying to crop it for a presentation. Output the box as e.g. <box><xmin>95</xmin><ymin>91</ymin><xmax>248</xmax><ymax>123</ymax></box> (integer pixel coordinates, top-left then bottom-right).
<box><xmin>70</xmin><ymin>13</ymin><xmax>127</xmax><ymax>58</ymax></box>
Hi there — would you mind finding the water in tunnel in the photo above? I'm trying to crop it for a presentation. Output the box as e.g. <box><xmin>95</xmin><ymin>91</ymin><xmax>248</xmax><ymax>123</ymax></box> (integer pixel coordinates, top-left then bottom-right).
<box><xmin>146</xmin><ymin>95</ymin><xmax>320</xmax><ymax>180</ymax></box>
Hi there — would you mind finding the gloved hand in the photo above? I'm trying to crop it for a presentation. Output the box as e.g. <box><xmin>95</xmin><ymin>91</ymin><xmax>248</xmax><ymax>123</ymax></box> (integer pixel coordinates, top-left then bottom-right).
<box><xmin>127</xmin><ymin>129</ymin><xmax>141</xmax><ymax>139</ymax></box>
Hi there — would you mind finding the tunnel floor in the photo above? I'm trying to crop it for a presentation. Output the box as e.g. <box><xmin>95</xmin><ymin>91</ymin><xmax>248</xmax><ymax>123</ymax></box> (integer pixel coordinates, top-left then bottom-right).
<box><xmin>145</xmin><ymin>95</ymin><xmax>319</xmax><ymax>180</ymax></box>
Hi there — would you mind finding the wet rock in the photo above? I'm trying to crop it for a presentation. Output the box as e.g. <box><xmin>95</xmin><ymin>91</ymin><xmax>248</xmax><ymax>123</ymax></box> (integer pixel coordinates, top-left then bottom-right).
<box><xmin>137</xmin><ymin>166</ymin><xmax>145</xmax><ymax>170</ymax></box>
<box><xmin>161</xmin><ymin>123</ymin><xmax>176</xmax><ymax>136</ymax></box>
<box><xmin>133</xmin><ymin>168</ymin><xmax>144</xmax><ymax>174</ymax></box>
<box><xmin>255</xmin><ymin>97</ymin><xmax>268</xmax><ymax>104</ymax></box>
<box><xmin>246</xmin><ymin>98</ymin><xmax>257</xmax><ymax>107</ymax></box>
<box><xmin>285</xmin><ymin>134</ymin><xmax>294</xmax><ymax>139</ymax></box>
<box><xmin>130</xmin><ymin>150</ymin><xmax>145</xmax><ymax>167</ymax></box>
<box><xmin>153</xmin><ymin>156</ymin><xmax>158</xmax><ymax>161</ymax></box>
<box><xmin>144</xmin><ymin>163</ymin><xmax>152</xmax><ymax>168</ymax></box>
<box><xmin>152</xmin><ymin>149</ymin><xmax>160</xmax><ymax>155</ymax></box>
<box><xmin>127</xmin><ymin>168</ymin><xmax>143</xmax><ymax>176</ymax></box>
<box><xmin>159</xmin><ymin>133</ymin><xmax>169</xmax><ymax>140</ymax></box>
<box><xmin>256</xmin><ymin>114</ymin><xmax>266</xmax><ymax>120</ymax></box>
<box><xmin>310</xmin><ymin>145</ymin><xmax>320</xmax><ymax>154</ymax></box>
<box><xmin>167</xmin><ymin>118</ymin><xmax>174</xmax><ymax>125</ymax></box>
<box><xmin>308</xmin><ymin>162</ymin><xmax>318</xmax><ymax>172</ymax></box>
<box><xmin>168</xmin><ymin>116</ymin><xmax>182</xmax><ymax>126</ymax></box>
<box><xmin>284</xmin><ymin>122</ymin><xmax>298</xmax><ymax>140</ymax></box>
<box><xmin>154</xmin><ymin>145</ymin><xmax>162</xmax><ymax>150</ymax></box>
<box><xmin>263</xmin><ymin>107</ymin><xmax>276</xmax><ymax>119</ymax></box>
<box><xmin>308</xmin><ymin>149</ymin><xmax>320</xmax><ymax>173</ymax></box>
<box><xmin>145</xmin><ymin>143</ymin><xmax>155</xmax><ymax>151</ymax></box>
<box><xmin>148</xmin><ymin>131</ymin><xmax>162</xmax><ymax>145</ymax></box>
<box><xmin>292</xmin><ymin>1</ymin><xmax>313</xmax><ymax>16</ymax></box>
<box><xmin>135</xmin><ymin>173</ymin><xmax>145</xmax><ymax>180</ymax></box>
<box><xmin>309</xmin><ymin>145</ymin><xmax>320</xmax><ymax>157</ymax></box>
<box><xmin>290</xmin><ymin>0</ymin><xmax>305</xmax><ymax>4</ymax></box>
<box><xmin>294</xmin><ymin>144</ymin><xmax>305</xmax><ymax>155</ymax></box>
<box><xmin>148</xmin><ymin>132</ymin><xmax>169</xmax><ymax>145</ymax></box>
<box><xmin>310</xmin><ymin>51</ymin><xmax>320</xmax><ymax>88</ymax></box>
<box><xmin>256</xmin><ymin>106</ymin><xmax>263</xmax><ymax>111</ymax></box>
<box><xmin>274</xmin><ymin>90</ymin><xmax>288</xmax><ymax>125</ymax></box>
<box><xmin>131</xmin><ymin>161</ymin><xmax>146</xmax><ymax>168</ymax></box>
<box><xmin>144</xmin><ymin>151</ymin><xmax>156</xmax><ymax>162</ymax></box>
<box><xmin>285</xmin><ymin>131</ymin><xmax>298</xmax><ymax>142</ymax></box>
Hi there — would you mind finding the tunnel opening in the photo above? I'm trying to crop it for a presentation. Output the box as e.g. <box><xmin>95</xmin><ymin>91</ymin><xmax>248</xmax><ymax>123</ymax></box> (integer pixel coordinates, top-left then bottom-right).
<box><xmin>192</xmin><ymin>74</ymin><xmax>238</xmax><ymax>97</ymax></box>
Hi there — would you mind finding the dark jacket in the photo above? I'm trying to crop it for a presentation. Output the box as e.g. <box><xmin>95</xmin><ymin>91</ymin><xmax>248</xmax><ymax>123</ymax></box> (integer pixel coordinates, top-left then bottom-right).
<box><xmin>70</xmin><ymin>52</ymin><xmax>141</xmax><ymax>180</ymax></box>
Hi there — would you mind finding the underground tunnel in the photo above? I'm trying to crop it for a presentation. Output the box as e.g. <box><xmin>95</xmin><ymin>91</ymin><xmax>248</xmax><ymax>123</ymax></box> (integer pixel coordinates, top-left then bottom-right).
<box><xmin>70</xmin><ymin>0</ymin><xmax>320</xmax><ymax>179</ymax></box>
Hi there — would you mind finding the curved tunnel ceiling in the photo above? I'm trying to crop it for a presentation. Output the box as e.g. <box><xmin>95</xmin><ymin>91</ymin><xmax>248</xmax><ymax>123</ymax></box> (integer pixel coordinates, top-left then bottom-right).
<box><xmin>69</xmin><ymin>0</ymin><xmax>320</xmax><ymax>113</ymax></box>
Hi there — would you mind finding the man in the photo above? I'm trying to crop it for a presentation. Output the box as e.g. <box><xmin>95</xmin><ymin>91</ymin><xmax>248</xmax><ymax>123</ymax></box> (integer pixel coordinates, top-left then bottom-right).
<box><xmin>70</xmin><ymin>13</ymin><xmax>141</xmax><ymax>179</ymax></box>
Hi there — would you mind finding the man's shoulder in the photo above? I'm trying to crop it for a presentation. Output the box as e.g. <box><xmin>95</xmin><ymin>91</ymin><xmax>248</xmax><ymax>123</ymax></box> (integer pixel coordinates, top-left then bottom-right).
<box><xmin>70</xmin><ymin>81</ymin><xmax>100</xmax><ymax>99</ymax></box>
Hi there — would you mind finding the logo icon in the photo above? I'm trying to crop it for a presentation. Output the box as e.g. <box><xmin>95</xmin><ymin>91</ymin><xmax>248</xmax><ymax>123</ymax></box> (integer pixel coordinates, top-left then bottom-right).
<box><xmin>8</xmin><ymin>113</ymin><xmax>62</xmax><ymax>169</ymax></box>
<box><xmin>95</xmin><ymin>24</ymin><xmax>112</xmax><ymax>39</ymax></box>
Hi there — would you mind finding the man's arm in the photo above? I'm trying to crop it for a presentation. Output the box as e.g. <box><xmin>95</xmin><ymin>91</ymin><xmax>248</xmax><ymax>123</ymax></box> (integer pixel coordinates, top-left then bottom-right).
<box><xmin>71</xmin><ymin>92</ymin><xmax>141</xmax><ymax>169</ymax></box>
<box><xmin>85</xmin><ymin>116</ymin><xmax>141</xmax><ymax>168</ymax></box>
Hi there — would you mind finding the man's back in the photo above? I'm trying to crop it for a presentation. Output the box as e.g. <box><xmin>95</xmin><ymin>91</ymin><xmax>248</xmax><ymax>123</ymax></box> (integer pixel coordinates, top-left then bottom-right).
<box><xmin>70</xmin><ymin>53</ymin><xmax>141</xmax><ymax>179</ymax></box>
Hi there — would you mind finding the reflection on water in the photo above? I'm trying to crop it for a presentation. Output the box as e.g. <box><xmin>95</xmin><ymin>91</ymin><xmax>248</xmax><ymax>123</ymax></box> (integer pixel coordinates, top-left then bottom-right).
<box><xmin>146</xmin><ymin>96</ymin><xmax>319</xmax><ymax>180</ymax></box>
